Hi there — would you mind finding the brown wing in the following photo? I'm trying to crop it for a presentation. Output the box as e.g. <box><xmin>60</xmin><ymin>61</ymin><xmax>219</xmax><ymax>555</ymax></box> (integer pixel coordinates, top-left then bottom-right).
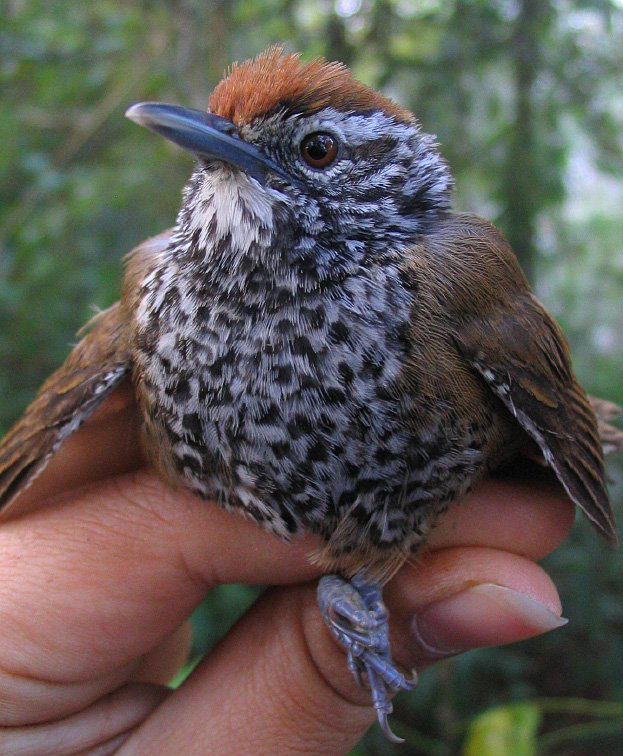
<box><xmin>0</xmin><ymin>229</ymin><xmax>173</xmax><ymax>514</ymax></box>
<box><xmin>0</xmin><ymin>301</ymin><xmax>132</xmax><ymax>512</ymax></box>
<box><xmin>455</xmin><ymin>293</ymin><xmax>618</xmax><ymax>544</ymax></box>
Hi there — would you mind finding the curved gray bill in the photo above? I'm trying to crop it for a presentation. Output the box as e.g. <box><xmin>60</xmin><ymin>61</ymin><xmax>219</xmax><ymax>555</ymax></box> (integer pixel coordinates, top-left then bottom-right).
<box><xmin>126</xmin><ymin>102</ymin><xmax>295</xmax><ymax>186</ymax></box>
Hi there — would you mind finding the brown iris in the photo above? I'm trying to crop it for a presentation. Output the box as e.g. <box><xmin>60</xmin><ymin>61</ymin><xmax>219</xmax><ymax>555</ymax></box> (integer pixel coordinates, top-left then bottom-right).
<box><xmin>300</xmin><ymin>132</ymin><xmax>339</xmax><ymax>169</ymax></box>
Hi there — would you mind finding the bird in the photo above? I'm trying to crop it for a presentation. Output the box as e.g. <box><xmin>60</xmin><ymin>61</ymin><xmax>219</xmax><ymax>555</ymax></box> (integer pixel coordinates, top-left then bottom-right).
<box><xmin>1</xmin><ymin>46</ymin><xmax>622</xmax><ymax>741</ymax></box>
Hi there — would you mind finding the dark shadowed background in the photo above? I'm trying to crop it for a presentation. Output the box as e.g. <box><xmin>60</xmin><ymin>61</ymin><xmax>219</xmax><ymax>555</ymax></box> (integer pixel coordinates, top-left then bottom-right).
<box><xmin>1</xmin><ymin>1</ymin><xmax>622</xmax><ymax>753</ymax></box>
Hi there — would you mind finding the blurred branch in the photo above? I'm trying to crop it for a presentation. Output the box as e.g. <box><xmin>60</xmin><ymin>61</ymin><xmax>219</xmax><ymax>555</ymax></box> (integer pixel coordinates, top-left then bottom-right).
<box><xmin>535</xmin><ymin>697</ymin><xmax>623</xmax><ymax>717</ymax></box>
<box><xmin>171</xmin><ymin>0</ymin><xmax>232</xmax><ymax>105</ymax></box>
<box><xmin>15</xmin><ymin>106</ymin><xmax>86</xmax><ymax>129</ymax></box>
<box><xmin>0</xmin><ymin>27</ymin><xmax>168</xmax><ymax>250</ymax></box>
<box><xmin>538</xmin><ymin>719</ymin><xmax>623</xmax><ymax>752</ymax></box>
<box><xmin>500</xmin><ymin>0</ymin><xmax>546</xmax><ymax>282</ymax></box>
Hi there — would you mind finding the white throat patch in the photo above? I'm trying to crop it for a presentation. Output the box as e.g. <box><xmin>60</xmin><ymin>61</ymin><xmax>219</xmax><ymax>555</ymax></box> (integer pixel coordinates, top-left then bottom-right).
<box><xmin>187</xmin><ymin>166</ymin><xmax>274</xmax><ymax>256</ymax></box>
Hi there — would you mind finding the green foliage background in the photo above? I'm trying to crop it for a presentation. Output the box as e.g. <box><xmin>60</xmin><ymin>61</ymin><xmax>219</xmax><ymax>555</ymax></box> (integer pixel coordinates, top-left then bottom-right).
<box><xmin>1</xmin><ymin>1</ymin><xmax>622</xmax><ymax>753</ymax></box>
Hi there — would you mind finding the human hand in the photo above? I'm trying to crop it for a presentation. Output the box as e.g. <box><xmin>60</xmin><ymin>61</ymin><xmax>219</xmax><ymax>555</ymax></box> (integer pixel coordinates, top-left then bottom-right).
<box><xmin>0</xmin><ymin>385</ymin><xmax>573</xmax><ymax>755</ymax></box>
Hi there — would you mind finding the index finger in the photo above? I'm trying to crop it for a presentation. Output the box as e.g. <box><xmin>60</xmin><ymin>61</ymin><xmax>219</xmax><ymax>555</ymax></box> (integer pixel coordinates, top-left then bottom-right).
<box><xmin>429</xmin><ymin>461</ymin><xmax>575</xmax><ymax>560</ymax></box>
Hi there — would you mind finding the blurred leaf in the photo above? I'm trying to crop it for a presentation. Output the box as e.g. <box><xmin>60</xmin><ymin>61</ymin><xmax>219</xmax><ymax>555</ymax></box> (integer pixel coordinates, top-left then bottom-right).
<box><xmin>462</xmin><ymin>703</ymin><xmax>541</xmax><ymax>756</ymax></box>
<box><xmin>169</xmin><ymin>656</ymin><xmax>201</xmax><ymax>689</ymax></box>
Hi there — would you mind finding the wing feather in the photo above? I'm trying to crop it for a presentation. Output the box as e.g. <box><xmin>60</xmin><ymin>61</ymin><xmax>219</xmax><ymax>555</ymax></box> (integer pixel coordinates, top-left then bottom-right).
<box><xmin>455</xmin><ymin>294</ymin><xmax>618</xmax><ymax>544</ymax></box>
<box><xmin>0</xmin><ymin>302</ymin><xmax>131</xmax><ymax>512</ymax></box>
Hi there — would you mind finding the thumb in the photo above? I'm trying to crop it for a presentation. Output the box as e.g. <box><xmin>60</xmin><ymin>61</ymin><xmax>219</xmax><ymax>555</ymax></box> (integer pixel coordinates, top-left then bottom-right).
<box><xmin>118</xmin><ymin>548</ymin><xmax>565</xmax><ymax>755</ymax></box>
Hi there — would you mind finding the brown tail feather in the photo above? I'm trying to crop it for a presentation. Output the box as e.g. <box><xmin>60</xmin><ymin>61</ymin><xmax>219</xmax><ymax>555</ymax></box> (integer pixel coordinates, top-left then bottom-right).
<box><xmin>590</xmin><ymin>395</ymin><xmax>623</xmax><ymax>456</ymax></box>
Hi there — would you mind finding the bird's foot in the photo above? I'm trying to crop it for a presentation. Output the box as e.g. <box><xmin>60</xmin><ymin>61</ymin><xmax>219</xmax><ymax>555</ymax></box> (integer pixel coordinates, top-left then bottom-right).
<box><xmin>317</xmin><ymin>572</ymin><xmax>417</xmax><ymax>743</ymax></box>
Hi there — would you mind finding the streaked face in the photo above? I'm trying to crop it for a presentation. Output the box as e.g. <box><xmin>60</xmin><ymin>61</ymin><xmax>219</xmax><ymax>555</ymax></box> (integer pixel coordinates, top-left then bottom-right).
<box><xmin>235</xmin><ymin>106</ymin><xmax>452</xmax><ymax>241</ymax></box>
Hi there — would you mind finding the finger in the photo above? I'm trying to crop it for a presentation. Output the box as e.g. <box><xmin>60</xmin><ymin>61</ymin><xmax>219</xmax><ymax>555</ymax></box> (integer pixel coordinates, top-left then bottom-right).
<box><xmin>0</xmin><ymin>471</ymin><xmax>319</xmax><ymax>725</ymax></box>
<box><xmin>387</xmin><ymin>546</ymin><xmax>565</xmax><ymax>667</ymax></box>
<box><xmin>120</xmin><ymin>543</ymin><xmax>565</xmax><ymax>756</ymax></box>
<box><xmin>75</xmin><ymin>733</ymin><xmax>135</xmax><ymax>756</ymax></box>
<box><xmin>429</xmin><ymin>462</ymin><xmax>575</xmax><ymax>560</ymax></box>
<box><xmin>1</xmin><ymin>546</ymin><xmax>565</xmax><ymax>755</ymax></box>
<box><xmin>0</xmin><ymin>684</ymin><xmax>168</xmax><ymax>756</ymax></box>
<box><xmin>118</xmin><ymin>585</ymin><xmax>378</xmax><ymax>756</ymax></box>
<box><xmin>131</xmin><ymin>621</ymin><xmax>193</xmax><ymax>686</ymax></box>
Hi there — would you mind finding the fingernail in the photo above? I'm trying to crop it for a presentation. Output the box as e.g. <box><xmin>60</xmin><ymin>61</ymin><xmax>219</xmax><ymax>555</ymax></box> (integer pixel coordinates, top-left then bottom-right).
<box><xmin>411</xmin><ymin>583</ymin><xmax>568</xmax><ymax>659</ymax></box>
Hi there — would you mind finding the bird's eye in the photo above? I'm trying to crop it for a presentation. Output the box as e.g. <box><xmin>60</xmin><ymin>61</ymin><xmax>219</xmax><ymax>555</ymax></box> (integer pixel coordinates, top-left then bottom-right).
<box><xmin>300</xmin><ymin>132</ymin><xmax>339</xmax><ymax>169</ymax></box>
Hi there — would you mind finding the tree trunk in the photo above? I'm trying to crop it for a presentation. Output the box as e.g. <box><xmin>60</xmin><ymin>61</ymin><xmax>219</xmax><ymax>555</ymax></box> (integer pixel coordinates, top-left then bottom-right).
<box><xmin>503</xmin><ymin>0</ymin><xmax>544</xmax><ymax>282</ymax></box>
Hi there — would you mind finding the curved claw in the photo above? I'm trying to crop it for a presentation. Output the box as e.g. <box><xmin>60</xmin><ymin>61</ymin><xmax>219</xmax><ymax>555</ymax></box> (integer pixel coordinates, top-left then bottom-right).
<box><xmin>377</xmin><ymin>709</ymin><xmax>405</xmax><ymax>744</ymax></box>
<box><xmin>405</xmin><ymin>668</ymin><xmax>419</xmax><ymax>688</ymax></box>
<box><xmin>367</xmin><ymin>666</ymin><xmax>405</xmax><ymax>743</ymax></box>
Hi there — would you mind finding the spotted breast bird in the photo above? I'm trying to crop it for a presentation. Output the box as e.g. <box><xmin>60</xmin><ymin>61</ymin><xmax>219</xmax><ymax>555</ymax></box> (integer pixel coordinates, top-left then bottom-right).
<box><xmin>1</xmin><ymin>47</ymin><xmax>622</xmax><ymax>740</ymax></box>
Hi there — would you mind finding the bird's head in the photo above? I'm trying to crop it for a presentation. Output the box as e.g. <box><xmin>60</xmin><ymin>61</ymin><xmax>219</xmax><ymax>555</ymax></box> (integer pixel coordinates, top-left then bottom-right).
<box><xmin>127</xmin><ymin>47</ymin><xmax>452</xmax><ymax>278</ymax></box>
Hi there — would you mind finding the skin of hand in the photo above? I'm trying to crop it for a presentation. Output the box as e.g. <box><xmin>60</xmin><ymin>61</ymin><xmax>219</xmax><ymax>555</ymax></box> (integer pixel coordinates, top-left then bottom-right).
<box><xmin>0</xmin><ymin>384</ymin><xmax>574</xmax><ymax>756</ymax></box>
